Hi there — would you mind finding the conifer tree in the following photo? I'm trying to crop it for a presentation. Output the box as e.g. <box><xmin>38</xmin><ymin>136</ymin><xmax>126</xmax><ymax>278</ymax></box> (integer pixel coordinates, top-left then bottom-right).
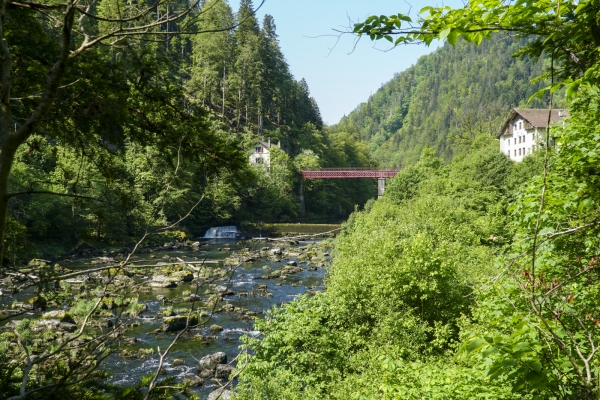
<box><xmin>189</xmin><ymin>0</ymin><xmax>236</xmax><ymax>113</ymax></box>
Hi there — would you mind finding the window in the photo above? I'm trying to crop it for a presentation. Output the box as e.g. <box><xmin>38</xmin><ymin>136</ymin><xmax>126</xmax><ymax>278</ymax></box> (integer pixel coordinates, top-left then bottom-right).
<box><xmin>255</xmin><ymin>146</ymin><xmax>262</xmax><ymax>153</ymax></box>
<box><xmin>519</xmin><ymin>136</ymin><xmax>521</xmax><ymax>144</ymax></box>
<box><xmin>514</xmin><ymin>150</ymin><xmax>516</xmax><ymax>157</ymax></box>
<box><xmin>519</xmin><ymin>121</ymin><xmax>522</xmax><ymax>130</ymax></box>
<box><xmin>518</xmin><ymin>148</ymin><xmax>521</xmax><ymax>156</ymax></box>
<box><xmin>514</xmin><ymin>138</ymin><xmax>517</xmax><ymax>145</ymax></box>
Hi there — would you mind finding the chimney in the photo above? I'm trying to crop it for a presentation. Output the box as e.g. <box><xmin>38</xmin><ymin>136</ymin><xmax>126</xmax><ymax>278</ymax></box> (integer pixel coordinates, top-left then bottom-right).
<box><xmin>268</xmin><ymin>137</ymin><xmax>271</xmax><ymax>148</ymax></box>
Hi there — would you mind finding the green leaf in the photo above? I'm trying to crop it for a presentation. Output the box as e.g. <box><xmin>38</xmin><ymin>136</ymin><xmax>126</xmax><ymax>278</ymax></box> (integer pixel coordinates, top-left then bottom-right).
<box><xmin>578</xmin><ymin>197</ymin><xmax>592</xmax><ymax>213</ymax></box>
<box><xmin>482</xmin><ymin>347</ymin><xmax>497</xmax><ymax>357</ymax></box>
<box><xmin>439</xmin><ymin>27</ymin><xmax>452</xmax><ymax>40</ymax></box>
<box><xmin>525</xmin><ymin>360</ymin><xmax>542</xmax><ymax>372</ymax></box>
<box><xmin>527</xmin><ymin>87</ymin><xmax>548</xmax><ymax>103</ymax></box>
<box><xmin>466</xmin><ymin>338</ymin><xmax>487</xmax><ymax>353</ymax></box>
<box><xmin>566</xmin><ymin>79</ymin><xmax>582</xmax><ymax>99</ymax></box>
<box><xmin>512</xmin><ymin>342</ymin><xmax>530</xmax><ymax>352</ymax></box>
<box><xmin>502</xmin><ymin>358</ymin><xmax>517</xmax><ymax>368</ymax></box>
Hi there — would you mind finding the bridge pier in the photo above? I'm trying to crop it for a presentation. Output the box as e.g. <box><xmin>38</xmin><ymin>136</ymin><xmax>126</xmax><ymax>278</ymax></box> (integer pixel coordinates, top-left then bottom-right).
<box><xmin>378</xmin><ymin>178</ymin><xmax>386</xmax><ymax>199</ymax></box>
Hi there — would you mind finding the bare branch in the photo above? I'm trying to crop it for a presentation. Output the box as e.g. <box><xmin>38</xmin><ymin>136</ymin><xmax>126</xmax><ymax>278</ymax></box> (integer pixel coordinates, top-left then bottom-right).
<box><xmin>6</xmin><ymin>189</ymin><xmax>109</xmax><ymax>203</ymax></box>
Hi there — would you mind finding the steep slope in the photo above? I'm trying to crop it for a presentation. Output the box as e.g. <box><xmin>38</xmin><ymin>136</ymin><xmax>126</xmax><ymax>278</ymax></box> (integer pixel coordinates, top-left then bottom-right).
<box><xmin>337</xmin><ymin>37</ymin><xmax>549</xmax><ymax>166</ymax></box>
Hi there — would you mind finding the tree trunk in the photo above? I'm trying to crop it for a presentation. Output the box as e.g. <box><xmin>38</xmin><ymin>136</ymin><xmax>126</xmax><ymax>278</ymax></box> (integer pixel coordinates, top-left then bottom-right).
<box><xmin>0</xmin><ymin>4</ymin><xmax>75</xmax><ymax>266</ymax></box>
<box><xmin>0</xmin><ymin>134</ymin><xmax>25</xmax><ymax>264</ymax></box>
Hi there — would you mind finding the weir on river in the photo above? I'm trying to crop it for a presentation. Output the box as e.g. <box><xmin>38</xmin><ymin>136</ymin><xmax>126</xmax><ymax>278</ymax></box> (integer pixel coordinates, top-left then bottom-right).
<box><xmin>203</xmin><ymin>226</ymin><xmax>240</xmax><ymax>239</ymax></box>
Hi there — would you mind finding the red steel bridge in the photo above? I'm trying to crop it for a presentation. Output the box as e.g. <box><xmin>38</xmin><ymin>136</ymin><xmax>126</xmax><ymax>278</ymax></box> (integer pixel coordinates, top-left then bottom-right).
<box><xmin>300</xmin><ymin>168</ymin><xmax>400</xmax><ymax>199</ymax></box>
<box><xmin>300</xmin><ymin>167</ymin><xmax>399</xmax><ymax>179</ymax></box>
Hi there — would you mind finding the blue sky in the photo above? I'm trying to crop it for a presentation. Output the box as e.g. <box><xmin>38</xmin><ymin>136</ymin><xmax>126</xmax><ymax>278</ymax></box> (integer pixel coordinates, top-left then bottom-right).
<box><xmin>252</xmin><ymin>0</ymin><xmax>463</xmax><ymax>125</ymax></box>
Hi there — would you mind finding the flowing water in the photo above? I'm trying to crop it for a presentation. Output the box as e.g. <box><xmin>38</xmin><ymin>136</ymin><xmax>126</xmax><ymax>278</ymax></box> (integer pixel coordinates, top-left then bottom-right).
<box><xmin>66</xmin><ymin>238</ymin><xmax>329</xmax><ymax>398</ymax></box>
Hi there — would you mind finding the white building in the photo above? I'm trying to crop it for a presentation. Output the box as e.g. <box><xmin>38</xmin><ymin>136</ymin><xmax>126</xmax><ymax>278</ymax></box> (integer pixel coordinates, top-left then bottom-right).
<box><xmin>499</xmin><ymin>108</ymin><xmax>569</xmax><ymax>162</ymax></box>
<box><xmin>249</xmin><ymin>138</ymin><xmax>280</xmax><ymax>167</ymax></box>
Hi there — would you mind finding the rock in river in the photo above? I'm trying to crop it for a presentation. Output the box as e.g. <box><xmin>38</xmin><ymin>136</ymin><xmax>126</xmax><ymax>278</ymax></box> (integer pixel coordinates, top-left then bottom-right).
<box><xmin>162</xmin><ymin>315</ymin><xmax>198</xmax><ymax>332</ymax></box>
<box><xmin>170</xmin><ymin>270</ymin><xmax>194</xmax><ymax>282</ymax></box>
<box><xmin>197</xmin><ymin>351</ymin><xmax>227</xmax><ymax>376</ymax></box>
<box><xmin>213</xmin><ymin>285</ymin><xmax>235</xmax><ymax>296</ymax></box>
<box><xmin>269</xmin><ymin>247</ymin><xmax>282</xmax><ymax>255</ymax></box>
<box><xmin>183</xmin><ymin>373</ymin><xmax>203</xmax><ymax>387</ymax></box>
<box><xmin>171</xmin><ymin>358</ymin><xmax>185</xmax><ymax>366</ymax></box>
<box><xmin>42</xmin><ymin>310</ymin><xmax>75</xmax><ymax>324</ymax></box>
<box><xmin>214</xmin><ymin>364</ymin><xmax>235</xmax><ymax>380</ymax></box>
<box><xmin>207</xmin><ymin>388</ymin><xmax>231</xmax><ymax>400</ymax></box>
<box><xmin>148</xmin><ymin>275</ymin><xmax>178</xmax><ymax>288</ymax></box>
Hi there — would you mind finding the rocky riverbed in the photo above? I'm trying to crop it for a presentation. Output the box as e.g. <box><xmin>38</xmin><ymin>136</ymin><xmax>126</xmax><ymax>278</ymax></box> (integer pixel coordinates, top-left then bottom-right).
<box><xmin>0</xmin><ymin>237</ymin><xmax>332</xmax><ymax>399</ymax></box>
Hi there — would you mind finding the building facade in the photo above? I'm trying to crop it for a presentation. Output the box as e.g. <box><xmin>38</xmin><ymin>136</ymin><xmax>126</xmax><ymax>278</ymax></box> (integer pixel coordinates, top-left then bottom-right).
<box><xmin>249</xmin><ymin>138</ymin><xmax>280</xmax><ymax>167</ymax></box>
<box><xmin>499</xmin><ymin>108</ymin><xmax>568</xmax><ymax>162</ymax></box>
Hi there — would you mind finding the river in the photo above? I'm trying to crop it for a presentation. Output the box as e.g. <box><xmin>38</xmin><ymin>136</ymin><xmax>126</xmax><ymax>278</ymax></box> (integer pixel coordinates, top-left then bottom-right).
<box><xmin>63</xmin><ymin>237</ymin><xmax>330</xmax><ymax>398</ymax></box>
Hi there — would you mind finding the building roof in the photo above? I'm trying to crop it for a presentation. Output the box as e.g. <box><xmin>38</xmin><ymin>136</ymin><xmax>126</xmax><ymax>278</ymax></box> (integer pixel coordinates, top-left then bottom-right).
<box><xmin>258</xmin><ymin>141</ymin><xmax>272</xmax><ymax>149</ymax></box>
<box><xmin>500</xmin><ymin>108</ymin><xmax>569</xmax><ymax>137</ymax></box>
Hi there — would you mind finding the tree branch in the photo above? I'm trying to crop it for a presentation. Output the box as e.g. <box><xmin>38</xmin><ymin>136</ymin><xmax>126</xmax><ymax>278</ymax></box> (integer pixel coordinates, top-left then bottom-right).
<box><xmin>6</xmin><ymin>190</ymin><xmax>109</xmax><ymax>203</ymax></box>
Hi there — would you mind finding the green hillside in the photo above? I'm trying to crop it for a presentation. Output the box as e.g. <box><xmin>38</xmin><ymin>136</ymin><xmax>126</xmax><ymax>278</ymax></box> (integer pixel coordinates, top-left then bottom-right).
<box><xmin>336</xmin><ymin>37</ymin><xmax>551</xmax><ymax>166</ymax></box>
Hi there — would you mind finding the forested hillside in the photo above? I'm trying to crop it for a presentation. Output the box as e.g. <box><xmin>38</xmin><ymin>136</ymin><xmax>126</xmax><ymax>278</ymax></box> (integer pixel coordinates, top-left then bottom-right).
<box><xmin>336</xmin><ymin>37</ymin><xmax>550</xmax><ymax>166</ymax></box>
<box><xmin>4</xmin><ymin>0</ymin><xmax>375</xmax><ymax>260</ymax></box>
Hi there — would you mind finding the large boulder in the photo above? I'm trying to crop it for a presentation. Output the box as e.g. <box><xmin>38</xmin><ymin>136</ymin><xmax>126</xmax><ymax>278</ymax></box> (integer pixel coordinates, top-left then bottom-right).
<box><xmin>197</xmin><ymin>351</ymin><xmax>227</xmax><ymax>375</ymax></box>
<box><xmin>33</xmin><ymin>318</ymin><xmax>77</xmax><ymax>333</ymax></box>
<box><xmin>162</xmin><ymin>315</ymin><xmax>198</xmax><ymax>332</ymax></box>
<box><xmin>42</xmin><ymin>310</ymin><xmax>75</xmax><ymax>324</ymax></box>
<box><xmin>170</xmin><ymin>270</ymin><xmax>194</xmax><ymax>282</ymax></box>
<box><xmin>214</xmin><ymin>285</ymin><xmax>235</xmax><ymax>296</ymax></box>
<box><xmin>148</xmin><ymin>275</ymin><xmax>178</xmax><ymax>288</ymax></box>
<box><xmin>207</xmin><ymin>388</ymin><xmax>231</xmax><ymax>400</ymax></box>
<box><xmin>214</xmin><ymin>364</ymin><xmax>235</xmax><ymax>380</ymax></box>
<box><xmin>183</xmin><ymin>373</ymin><xmax>203</xmax><ymax>387</ymax></box>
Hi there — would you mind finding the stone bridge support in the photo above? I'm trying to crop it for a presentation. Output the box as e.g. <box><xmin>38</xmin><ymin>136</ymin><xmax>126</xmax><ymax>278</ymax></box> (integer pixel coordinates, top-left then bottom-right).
<box><xmin>378</xmin><ymin>178</ymin><xmax>386</xmax><ymax>199</ymax></box>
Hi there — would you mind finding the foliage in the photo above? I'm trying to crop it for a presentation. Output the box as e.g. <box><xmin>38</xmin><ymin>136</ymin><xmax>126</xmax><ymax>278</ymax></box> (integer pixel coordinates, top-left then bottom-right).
<box><xmin>352</xmin><ymin>0</ymin><xmax>600</xmax><ymax>98</ymax></box>
<box><xmin>236</xmin><ymin>142</ymin><xmax>514</xmax><ymax>398</ymax></box>
<box><xmin>237</xmin><ymin>90</ymin><xmax>600</xmax><ymax>399</ymax></box>
<box><xmin>459</xmin><ymin>88</ymin><xmax>600</xmax><ymax>399</ymax></box>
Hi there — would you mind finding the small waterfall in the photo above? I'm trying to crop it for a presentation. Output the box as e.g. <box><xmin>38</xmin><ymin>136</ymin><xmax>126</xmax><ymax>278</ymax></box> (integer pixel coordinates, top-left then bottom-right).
<box><xmin>203</xmin><ymin>226</ymin><xmax>239</xmax><ymax>239</ymax></box>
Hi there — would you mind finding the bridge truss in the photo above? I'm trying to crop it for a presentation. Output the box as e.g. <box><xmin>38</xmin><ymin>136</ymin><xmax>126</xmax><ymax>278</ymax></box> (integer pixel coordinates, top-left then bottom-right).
<box><xmin>300</xmin><ymin>168</ymin><xmax>399</xmax><ymax>179</ymax></box>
